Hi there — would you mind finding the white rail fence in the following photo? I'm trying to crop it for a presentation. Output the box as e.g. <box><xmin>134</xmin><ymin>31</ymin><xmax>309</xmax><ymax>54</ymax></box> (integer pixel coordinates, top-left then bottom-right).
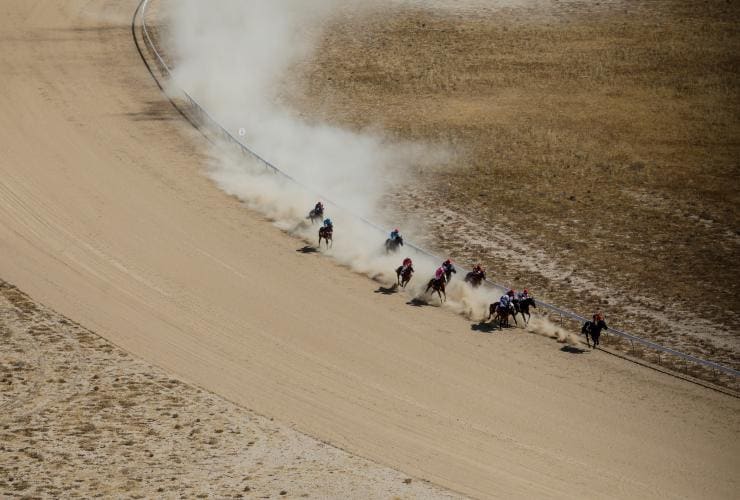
<box><xmin>134</xmin><ymin>0</ymin><xmax>739</xmax><ymax>387</ymax></box>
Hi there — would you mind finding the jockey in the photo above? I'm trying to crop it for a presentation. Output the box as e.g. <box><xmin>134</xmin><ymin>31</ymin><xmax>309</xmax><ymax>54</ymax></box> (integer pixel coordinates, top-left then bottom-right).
<box><xmin>442</xmin><ymin>259</ymin><xmax>456</xmax><ymax>279</ymax></box>
<box><xmin>507</xmin><ymin>289</ymin><xmax>517</xmax><ymax>310</ymax></box>
<box><xmin>517</xmin><ymin>288</ymin><xmax>530</xmax><ymax>301</ymax></box>
<box><xmin>314</xmin><ymin>201</ymin><xmax>324</xmax><ymax>213</ymax></box>
<box><xmin>499</xmin><ymin>293</ymin><xmax>512</xmax><ymax>310</ymax></box>
<box><xmin>434</xmin><ymin>266</ymin><xmax>446</xmax><ymax>282</ymax></box>
<box><xmin>398</xmin><ymin>257</ymin><xmax>414</xmax><ymax>276</ymax></box>
<box><xmin>389</xmin><ymin>228</ymin><xmax>401</xmax><ymax>241</ymax></box>
<box><xmin>473</xmin><ymin>264</ymin><xmax>486</xmax><ymax>279</ymax></box>
<box><xmin>323</xmin><ymin>218</ymin><xmax>333</xmax><ymax>231</ymax></box>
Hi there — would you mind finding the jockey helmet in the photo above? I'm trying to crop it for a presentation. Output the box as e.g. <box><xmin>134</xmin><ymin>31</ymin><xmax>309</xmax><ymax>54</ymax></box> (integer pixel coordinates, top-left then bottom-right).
<box><xmin>507</xmin><ymin>289</ymin><xmax>514</xmax><ymax>296</ymax></box>
<box><xmin>394</xmin><ymin>228</ymin><xmax>399</xmax><ymax>232</ymax></box>
<box><xmin>444</xmin><ymin>259</ymin><xmax>451</xmax><ymax>265</ymax></box>
<box><xmin>523</xmin><ymin>288</ymin><xmax>528</xmax><ymax>293</ymax></box>
<box><xmin>324</xmin><ymin>218</ymin><xmax>331</xmax><ymax>225</ymax></box>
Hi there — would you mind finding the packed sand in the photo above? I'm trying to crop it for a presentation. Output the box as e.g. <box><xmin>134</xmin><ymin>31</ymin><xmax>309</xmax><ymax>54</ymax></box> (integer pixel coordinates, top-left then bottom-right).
<box><xmin>0</xmin><ymin>1</ymin><xmax>739</xmax><ymax>499</ymax></box>
<box><xmin>0</xmin><ymin>280</ymin><xmax>456</xmax><ymax>498</ymax></box>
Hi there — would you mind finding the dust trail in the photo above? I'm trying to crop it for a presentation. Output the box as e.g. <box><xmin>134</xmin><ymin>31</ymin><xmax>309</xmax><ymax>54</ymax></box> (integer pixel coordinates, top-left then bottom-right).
<box><xmin>166</xmin><ymin>0</ymin><xmax>551</xmax><ymax>319</ymax></box>
<box><xmin>525</xmin><ymin>317</ymin><xmax>585</xmax><ymax>346</ymax></box>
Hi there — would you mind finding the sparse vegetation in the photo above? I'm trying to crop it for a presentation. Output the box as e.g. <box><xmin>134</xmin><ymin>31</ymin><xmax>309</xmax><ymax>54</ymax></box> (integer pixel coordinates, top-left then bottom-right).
<box><xmin>289</xmin><ymin>0</ymin><xmax>740</xmax><ymax>368</ymax></box>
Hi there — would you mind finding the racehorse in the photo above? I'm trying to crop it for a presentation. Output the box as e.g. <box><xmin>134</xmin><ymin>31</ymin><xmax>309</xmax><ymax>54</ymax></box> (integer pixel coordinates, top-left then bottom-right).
<box><xmin>425</xmin><ymin>277</ymin><xmax>446</xmax><ymax>303</ymax></box>
<box><xmin>318</xmin><ymin>226</ymin><xmax>333</xmax><ymax>248</ymax></box>
<box><xmin>582</xmin><ymin>319</ymin><xmax>608</xmax><ymax>348</ymax></box>
<box><xmin>385</xmin><ymin>236</ymin><xmax>404</xmax><ymax>254</ymax></box>
<box><xmin>395</xmin><ymin>266</ymin><xmax>413</xmax><ymax>288</ymax></box>
<box><xmin>307</xmin><ymin>207</ymin><xmax>323</xmax><ymax>224</ymax></box>
<box><xmin>487</xmin><ymin>301</ymin><xmax>518</xmax><ymax>330</ymax></box>
<box><xmin>464</xmin><ymin>271</ymin><xmax>485</xmax><ymax>288</ymax></box>
<box><xmin>514</xmin><ymin>297</ymin><xmax>537</xmax><ymax>325</ymax></box>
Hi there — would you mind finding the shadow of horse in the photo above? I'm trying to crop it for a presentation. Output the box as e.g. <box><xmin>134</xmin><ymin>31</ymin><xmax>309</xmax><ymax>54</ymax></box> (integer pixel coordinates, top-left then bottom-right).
<box><xmin>561</xmin><ymin>345</ymin><xmax>587</xmax><ymax>354</ymax></box>
<box><xmin>374</xmin><ymin>285</ymin><xmax>398</xmax><ymax>295</ymax></box>
<box><xmin>407</xmin><ymin>298</ymin><xmax>430</xmax><ymax>307</ymax></box>
<box><xmin>471</xmin><ymin>322</ymin><xmax>497</xmax><ymax>333</ymax></box>
<box><xmin>296</xmin><ymin>246</ymin><xmax>318</xmax><ymax>254</ymax></box>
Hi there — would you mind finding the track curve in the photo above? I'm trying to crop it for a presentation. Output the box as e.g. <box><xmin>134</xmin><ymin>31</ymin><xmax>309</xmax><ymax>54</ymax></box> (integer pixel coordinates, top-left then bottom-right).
<box><xmin>0</xmin><ymin>1</ymin><xmax>738</xmax><ymax>498</ymax></box>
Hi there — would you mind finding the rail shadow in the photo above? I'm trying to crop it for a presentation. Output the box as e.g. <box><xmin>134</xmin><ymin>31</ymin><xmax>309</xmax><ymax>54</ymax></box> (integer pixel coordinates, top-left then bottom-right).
<box><xmin>597</xmin><ymin>347</ymin><xmax>738</xmax><ymax>398</ymax></box>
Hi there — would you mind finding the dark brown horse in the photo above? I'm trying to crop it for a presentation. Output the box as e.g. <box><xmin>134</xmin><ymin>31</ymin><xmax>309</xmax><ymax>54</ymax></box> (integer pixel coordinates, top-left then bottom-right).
<box><xmin>385</xmin><ymin>236</ymin><xmax>404</xmax><ymax>254</ymax></box>
<box><xmin>318</xmin><ymin>226</ymin><xmax>333</xmax><ymax>248</ymax></box>
<box><xmin>395</xmin><ymin>265</ymin><xmax>413</xmax><ymax>288</ymax></box>
<box><xmin>425</xmin><ymin>277</ymin><xmax>446</xmax><ymax>303</ymax></box>
<box><xmin>464</xmin><ymin>270</ymin><xmax>486</xmax><ymax>288</ymax></box>
<box><xmin>487</xmin><ymin>301</ymin><xmax>518</xmax><ymax>330</ymax></box>
<box><xmin>514</xmin><ymin>297</ymin><xmax>537</xmax><ymax>326</ymax></box>
<box><xmin>307</xmin><ymin>207</ymin><xmax>323</xmax><ymax>224</ymax></box>
<box><xmin>582</xmin><ymin>319</ymin><xmax>608</xmax><ymax>348</ymax></box>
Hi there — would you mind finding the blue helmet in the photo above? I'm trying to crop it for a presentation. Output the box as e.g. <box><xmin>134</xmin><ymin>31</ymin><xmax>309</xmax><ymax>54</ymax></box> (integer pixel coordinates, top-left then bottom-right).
<box><xmin>324</xmin><ymin>218</ymin><xmax>331</xmax><ymax>225</ymax></box>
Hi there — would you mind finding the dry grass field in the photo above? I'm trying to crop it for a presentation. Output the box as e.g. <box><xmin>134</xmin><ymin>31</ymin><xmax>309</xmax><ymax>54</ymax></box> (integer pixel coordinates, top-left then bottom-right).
<box><xmin>287</xmin><ymin>0</ymin><xmax>740</xmax><ymax>368</ymax></box>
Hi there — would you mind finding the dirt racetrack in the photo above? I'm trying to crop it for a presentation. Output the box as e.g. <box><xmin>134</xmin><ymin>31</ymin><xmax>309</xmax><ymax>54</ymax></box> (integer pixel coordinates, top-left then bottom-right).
<box><xmin>0</xmin><ymin>1</ymin><xmax>738</xmax><ymax>498</ymax></box>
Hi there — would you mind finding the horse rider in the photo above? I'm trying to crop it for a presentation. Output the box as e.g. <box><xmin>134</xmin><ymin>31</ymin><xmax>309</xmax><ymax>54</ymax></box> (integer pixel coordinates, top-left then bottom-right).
<box><xmin>499</xmin><ymin>291</ymin><xmax>513</xmax><ymax>312</ymax></box>
<box><xmin>472</xmin><ymin>264</ymin><xmax>486</xmax><ymax>280</ymax></box>
<box><xmin>323</xmin><ymin>218</ymin><xmax>333</xmax><ymax>232</ymax></box>
<box><xmin>442</xmin><ymin>259</ymin><xmax>456</xmax><ymax>282</ymax></box>
<box><xmin>517</xmin><ymin>288</ymin><xmax>530</xmax><ymax>301</ymax></box>
<box><xmin>502</xmin><ymin>289</ymin><xmax>518</xmax><ymax>312</ymax></box>
<box><xmin>397</xmin><ymin>257</ymin><xmax>414</xmax><ymax>276</ymax></box>
<box><xmin>433</xmin><ymin>265</ymin><xmax>447</xmax><ymax>285</ymax></box>
<box><xmin>314</xmin><ymin>201</ymin><xmax>324</xmax><ymax>215</ymax></box>
<box><xmin>389</xmin><ymin>228</ymin><xmax>401</xmax><ymax>241</ymax></box>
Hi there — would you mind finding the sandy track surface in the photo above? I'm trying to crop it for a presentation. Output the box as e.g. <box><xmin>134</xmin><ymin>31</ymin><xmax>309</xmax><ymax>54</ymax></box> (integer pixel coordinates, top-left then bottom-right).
<box><xmin>0</xmin><ymin>1</ymin><xmax>738</xmax><ymax>498</ymax></box>
<box><xmin>0</xmin><ymin>280</ymin><xmax>454</xmax><ymax>498</ymax></box>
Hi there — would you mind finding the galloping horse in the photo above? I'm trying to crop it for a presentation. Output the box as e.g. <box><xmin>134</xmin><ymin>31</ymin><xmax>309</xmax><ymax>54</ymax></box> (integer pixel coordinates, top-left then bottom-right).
<box><xmin>318</xmin><ymin>226</ymin><xmax>333</xmax><ymax>248</ymax></box>
<box><xmin>425</xmin><ymin>277</ymin><xmax>446</xmax><ymax>303</ymax></box>
<box><xmin>487</xmin><ymin>302</ymin><xmax>518</xmax><ymax>330</ymax></box>
<box><xmin>464</xmin><ymin>271</ymin><xmax>485</xmax><ymax>288</ymax></box>
<box><xmin>395</xmin><ymin>266</ymin><xmax>413</xmax><ymax>288</ymax></box>
<box><xmin>385</xmin><ymin>236</ymin><xmax>404</xmax><ymax>254</ymax></box>
<box><xmin>307</xmin><ymin>207</ymin><xmax>324</xmax><ymax>224</ymax></box>
<box><xmin>514</xmin><ymin>297</ymin><xmax>537</xmax><ymax>325</ymax></box>
<box><xmin>582</xmin><ymin>318</ymin><xmax>608</xmax><ymax>348</ymax></box>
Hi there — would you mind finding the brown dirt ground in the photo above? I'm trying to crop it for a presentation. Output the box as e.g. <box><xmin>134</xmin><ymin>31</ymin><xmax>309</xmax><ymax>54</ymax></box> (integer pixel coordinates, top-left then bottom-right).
<box><xmin>284</xmin><ymin>0</ymin><xmax>740</xmax><ymax>369</ymax></box>
<box><xmin>0</xmin><ymin>280</ymin><xmax>458</xmax><ymax>499</ymax></box>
